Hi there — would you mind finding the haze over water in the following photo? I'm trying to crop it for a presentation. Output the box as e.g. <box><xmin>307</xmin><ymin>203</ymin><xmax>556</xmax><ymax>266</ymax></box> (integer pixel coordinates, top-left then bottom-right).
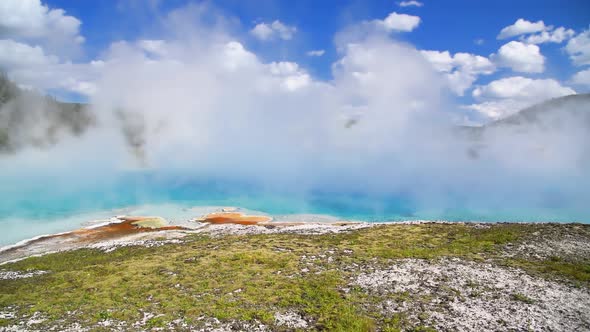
<box><xmin>1</xmin><ymin>169</ymin><xmax>588</xmax><ymax>246</ymax></box>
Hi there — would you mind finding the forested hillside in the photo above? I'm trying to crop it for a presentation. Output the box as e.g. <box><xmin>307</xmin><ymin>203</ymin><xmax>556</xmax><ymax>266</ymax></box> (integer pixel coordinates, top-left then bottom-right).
<box><xmin>0</xmin><ymin>74</ymin><xmax>95</xmax><ymax>152</ymax></box>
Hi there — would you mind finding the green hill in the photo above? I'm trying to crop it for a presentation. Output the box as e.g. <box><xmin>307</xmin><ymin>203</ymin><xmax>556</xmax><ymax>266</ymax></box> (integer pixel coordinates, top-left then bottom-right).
<box><xmin>455</xmin><ymin>93</ymin><xmax>590</xmax><ymax>163</ymax></box>
<box><xmin>489</xmin><ymin>93</ymin><xmax>590</xmax><ymax>129</ymax></box>
<box><xmin>459</xmin><ymin>93</ymin><xmax>590</xmax><ymax>136</ymax></box>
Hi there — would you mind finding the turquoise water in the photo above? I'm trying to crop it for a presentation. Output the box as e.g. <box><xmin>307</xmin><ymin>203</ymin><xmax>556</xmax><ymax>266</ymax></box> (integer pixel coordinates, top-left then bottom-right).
<box><xmin>1</xmin><ymin>171</ymin><xmax>588</xmax><ymax>246</ymax></box>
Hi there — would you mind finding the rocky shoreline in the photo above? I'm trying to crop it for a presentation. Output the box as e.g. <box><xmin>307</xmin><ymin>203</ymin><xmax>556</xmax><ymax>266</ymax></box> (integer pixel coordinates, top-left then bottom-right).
<box><xmin>2</xmin><ymin>207</ymin><xmax>581</xmax><ymax>266</ymax></box>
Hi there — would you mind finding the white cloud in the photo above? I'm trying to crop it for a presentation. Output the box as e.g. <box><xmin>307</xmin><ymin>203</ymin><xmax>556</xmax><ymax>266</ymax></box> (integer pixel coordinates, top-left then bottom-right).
<box><xmin>306</xmin><ymin>50</ymin><xmax>325</xmax><ymax>57</ymax></box>
<box><xmin>497</xmin><ymin>18</ymin><xmax>575</xmax><ymax>44</ymax></box>
<box><xmin>497</xmin><ymin>19</ymin><xmax>546</xmax><ymax>39</ymax></box>
<box><xmin>375</xmin><ymin>12</ymin><xmax>421</xmax><ymax>32</ymax></box>
<box><xmin>269</xmin><ymin>61</ymin><xmax>311</xmax><ymax>91</ymax></box>
<box><xmin>60</xmin><ymin>78</ymin><xmax>98</xmax><ymax>96</ymax></box>
<box><xmin>0</xmin><ymin>39</ymin><xmax>99</xmax><ymax>97</ymax></box>
<box><xmin>466</xmin><ymin>76</ymin><xmax>576</xmax><ymax>120</ymax></box>
<box><xmin>571</xmin><ymin>68</ymin><xmax>590</xmax><ymax>87</ymax></box>
<box><xmin>221</xmin><ymin>41</ymin><xmax>258</xmax><ymax>71</ymax></box>
<box><xmin>137</xmin><ymin>40</ymin><xmax>168</xmax><ymax>57</ymax></box>
<box><xmin>398</xmin><ymin>1</ymin><xmax>423</xmax><ymax>7</ymax></box>
<box><xmin>493</xmin><ymin>41</ymin><xmax>545</xmax><ymax>73</ymax></box>
<box><xmin>420</xmin><ymin>50</ymin><xmax>454</xmax><ymax>72</ymax></box>
<box><xmin>250</xmin><ymin>23</ymin><xmax>273</xmax><ymax>41</ymax></box>
<box><xmin>0</xmin><ymin>39</ymin><xmax>57</xmax><ymax>68</ymax></box>
<box><xmin>497</xmin><ymin>18</ymin><xmax>574</xmax><ymax>45</ymax></box>
<box><xmin>421</xmin><ymin>50</ymin><xmax>495</xmax><ymax>95</ymax></box>
<box><xmin>268</xmin><ymin>61</ymin><xmax>300</xmax><ymax>75</ymax></box>
<box><xmin>472</xmin><ymin>76</ymin><xmax>574</xmax><ymax>99</ymax></box>
<box><xmin>565</xmin><ymin>28</ymin><xmax>590</xmax><ymax>66</ymax></box>
<box><xmin>0</xmin><ymin>0</ymin><xmax>84</xmax><ymax>48</ymax></box>
<box><xmin>523</xmin><ymin>27</ymin><xmax>575</xmax><ymax>44</ymax></box>
<box><xmin>10</xmin><ymin>63</ymin><xmax>98</xmax><ymax>97</ymax></box>
<box><xmin>333</xmin><ymin>11</ymin><xmax>421</xmax><ymax>47</ymax></box>
<box><xmin>250</xmin><ymin>20</ymin><xmax>296</xmax><ymax>41</ymax></box>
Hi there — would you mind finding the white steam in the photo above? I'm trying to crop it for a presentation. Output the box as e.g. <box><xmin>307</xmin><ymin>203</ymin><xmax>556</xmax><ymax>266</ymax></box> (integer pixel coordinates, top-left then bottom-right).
<box><xmin>91</xmin><ymin>35</ymin><xmax>449</xmax><ymax>189</ymax></box>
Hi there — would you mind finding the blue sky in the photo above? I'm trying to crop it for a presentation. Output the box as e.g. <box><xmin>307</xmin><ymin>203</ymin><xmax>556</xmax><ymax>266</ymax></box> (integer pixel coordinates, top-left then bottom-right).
<box><xmin>0</xmin><ymin>0</ymin><xmax>589</xmax><ymax>123</ymax></box>
<box><xmin>49</xmin><ymin>0</ymin><xmax>589</xmax><ymax>78</ymax></box>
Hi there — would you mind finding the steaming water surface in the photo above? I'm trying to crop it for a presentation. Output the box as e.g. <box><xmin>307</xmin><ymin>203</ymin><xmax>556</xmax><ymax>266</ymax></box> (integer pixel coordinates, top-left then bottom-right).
<box><xmin>1</xmin><ymin>172</ymin><xmax>588</xmax><ymax>246</ymax></box>
<box><xmin>3</xmin><ymin>29</ymin><xmax>589</xmax><ymax>247</ymax></box>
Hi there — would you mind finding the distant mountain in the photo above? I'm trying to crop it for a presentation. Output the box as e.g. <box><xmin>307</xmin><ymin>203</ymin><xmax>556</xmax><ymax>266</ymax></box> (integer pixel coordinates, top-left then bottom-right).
<box><xmin>0</xmin><ymin>74</ymin><xmax>95</xmax><ymax>152</ymax></box>
<box><xmin>456</xmin><ymin>93</ymin><xmax>590</xmax><ymax>163</ymax></box>
<box><xmin>488</xmin><ymin>93</ymin><xmax>590</xmax><ymax>129</ymax></box>
<box><xmin>457</xmin><ymin>93</ymin><xmax>590</xmax><ymax>139</ymax></box>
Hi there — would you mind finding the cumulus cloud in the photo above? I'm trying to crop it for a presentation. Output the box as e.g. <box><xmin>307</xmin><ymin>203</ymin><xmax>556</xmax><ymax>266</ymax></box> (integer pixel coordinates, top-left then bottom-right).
<box><xmin>0</xmin><ymin>39</ymin><xmax>58</xmax><ymax>68</ymax></box>
<box><xmin>306</xmin><ymin>49</ymin><xmax>325</xmax><ymax>57</ymax></box>
<box><xmin>466</xmin><ymin>76</ymin><xmax>576</xmax><ymax>119</ymax></box>
<box><xmin>497</xmin><ymin>19</ymin><xmax>546</xmax><ymax>39</ymax></box>
<box><xmin>137</xmin><ymin>40</ymin><xmax>169</xmax><ymax>57</ymax></box>
<box><xmin>333</xmin><ymin>11</ymin><xmax>421</xmax><ymax>47</ymax></box>
<box><xmin>0</xmin><ymin>0</ymin><xmax>84</xmax><ymax>53</ymax></box>
<box><xmin>15</xmin><ymin>62</ymin><xmax>98</xmax><ymax>97</ymax></box>
<box><xmin>571</xmin><ymin>68</ymin><xmax>590</xmax><ymax>87</ymax></box>
<box><xmin>0</xmin><ymin>0</ymin><xmax>92</xmax><ymax>96</ymax></box>
<box><xmin>565</xmin><ymin>28</ymin><xmax>590</xmax><ymax>66</ymax></box>
<box><xmin>472</xmin><ymin>77</ymin><xmax>574</xmax><ymax>100</ymax></box>
<box><xmin>421</xmin><ymin>50</ymin><xmax>495</xmax><ymax>95</ymax></box>
<box><xmin>0</xmin><ymin>39</ymin><xmax>99</xmax><ymax>96</ymax></box>
<box><xmin>523</xmin><ymin>27</ymin><xmax>575</xmax><ymax>44</ymax></box>
<box><xmin>398</xmin><ymin>1</ymin><xmax>423</xmax><ymax>7</ymax></box>
<box><xmin>375</xmin><ymin>12</ymin><xmax>421</xmax><ymax>32</ymax></box>
<box><xmin>250</xmin><ymin>20</ymin><xmax>296</xmax><ymax>41</ymax></box>
<box><xmin>59</xmin><ymin>77</ymin><xmax>98</xmax><ymax>96</ymax></box>
<box><xmin>493</xmin><ymin>41</ymin><xmax>545</xmax><ymax>73</ymax></box>
<box><xmin>497</xmin><ymin>18</ymin><xmax>574</xmax><ymax>46</ymax></box>
<box><xmin>268</xmin><ymin>61</ymin><xmax>311</xmax><ymax>91</ymax></box>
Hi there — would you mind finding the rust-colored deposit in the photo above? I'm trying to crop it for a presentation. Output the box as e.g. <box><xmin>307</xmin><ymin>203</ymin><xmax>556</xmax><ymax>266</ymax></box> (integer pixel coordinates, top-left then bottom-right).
<box><xmin>71</xmin><ymin>217</ymin><xmax>186</xmax><ymax>242</ymax></box>
<box><xmin>3</xmin><ymin>217</ymin><xmax>186</xmax><ymax>252</ymax></box>
<box><xmin>197</xmin><ymin>212</ymin><xmax>273</xmax><ymax>225</ymax></box>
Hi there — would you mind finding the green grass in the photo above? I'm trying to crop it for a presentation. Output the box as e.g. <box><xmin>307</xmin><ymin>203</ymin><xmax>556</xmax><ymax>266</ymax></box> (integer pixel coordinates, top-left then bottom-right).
<box><xmin>0</xmin><ymin>223</ymin><xmax>588</xmax><ymax>331</ymax></box>
<box><xmin>508</xmin><ymin>257</ymin><xmax>590</xmax><ymax>284</ymax></box>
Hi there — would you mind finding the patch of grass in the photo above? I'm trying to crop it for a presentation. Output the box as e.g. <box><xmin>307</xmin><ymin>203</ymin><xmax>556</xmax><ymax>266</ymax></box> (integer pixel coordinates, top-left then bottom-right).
<box><xmin>382</xmin><ymin>313</ymin><xmax>408</xmax><ymax>332</ymax></box>
<box><xmin>508</xmin><ymin>258</ymin><xmax>590</xmax><ymax>283</ymax></box>
<box><xmin>145</xmin><ymin>316</ymin><xmax>166</xmax><ymax>329</ymax></box>
<box><xmin>96</xmin><ymin>311</ymin><xmax>112</xmax><ymax>320</ymax></box>
<box><xmin>0</xmin><ymin>223</ymin><xmax>588</xmax><ymax>331</ymax></box>
<box><xmin>0</xmin><ymin>318</ymin><xmax>10</xmax><ymax>327</ymax></box>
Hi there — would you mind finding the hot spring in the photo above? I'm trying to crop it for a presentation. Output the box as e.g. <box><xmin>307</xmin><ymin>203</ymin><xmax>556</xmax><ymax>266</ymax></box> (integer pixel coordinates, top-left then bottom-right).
<box><xmin>1</xmin><ymin>20</ymin><xmax>589</xmax><ymax>247</ymax></box>
<box><xmin>1</xmin><ymin>166</ymin><xmax>588</xmax><ymax>246</ymax></box>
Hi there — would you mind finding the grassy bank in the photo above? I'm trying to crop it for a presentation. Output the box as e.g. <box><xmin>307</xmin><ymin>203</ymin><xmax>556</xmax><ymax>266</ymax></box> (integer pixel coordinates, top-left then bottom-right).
<box><xmin>1</xmin><ymin>223</ymin><xmax>589</xmax><ymax>331</ymax></box>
